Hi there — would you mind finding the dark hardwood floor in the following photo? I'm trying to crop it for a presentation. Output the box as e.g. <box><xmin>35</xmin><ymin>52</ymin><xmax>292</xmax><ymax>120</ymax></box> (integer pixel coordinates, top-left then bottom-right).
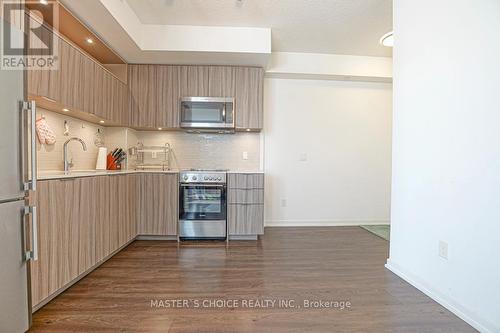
<box><xmin>29</xmin><ymin>227</ymin><xmax>476</xmax><ymax>332</ymax></box>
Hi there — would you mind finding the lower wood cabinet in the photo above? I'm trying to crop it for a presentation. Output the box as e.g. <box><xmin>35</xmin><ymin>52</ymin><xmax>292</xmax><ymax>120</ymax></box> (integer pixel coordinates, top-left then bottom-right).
<box><xmin>31</xmin><ymin>175</ymin><xmax>138</xmax><ymax>308</ymax></box>
<box><xmin>227</xmin><ymin>173</ymin><xmax>265</xmax><ymax>236</ymax></box>
<box><xmin>137</xmin><ymin>173</ymin><xmax>178</xmax><ymax>236</ymax></box>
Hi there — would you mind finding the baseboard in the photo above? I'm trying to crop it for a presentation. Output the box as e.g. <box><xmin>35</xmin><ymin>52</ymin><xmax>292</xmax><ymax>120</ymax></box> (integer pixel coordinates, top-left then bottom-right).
<box><xmin>229</xmin><ymin>235</ymin><xmax>258</xmax><ymax>241</ymax></box>
<box><xmin>136</xmin><ymin>235</ymin><xmax>178</xmax><ymax>241</ymax></box>
<box><xmin>385</xmin><ymin>260</ymin><xmax>497</xmax><ymax>333</ymax></box>
<box><xmin>265</xmin><ymin>219</ymin><xmax>390</xmax><ymax>227</ymax></box>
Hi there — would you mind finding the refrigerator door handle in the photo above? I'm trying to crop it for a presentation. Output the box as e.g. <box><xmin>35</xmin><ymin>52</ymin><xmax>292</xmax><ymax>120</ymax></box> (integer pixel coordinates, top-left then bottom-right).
<box><xmin>22</xmin><ymin>100</ymin><xmax>37</xmax><ymax>192</ymax></box>
<box><xmin>24</xmin><ymin>206</ymin><xmax>38</xmax><ymax>261</ymax></box>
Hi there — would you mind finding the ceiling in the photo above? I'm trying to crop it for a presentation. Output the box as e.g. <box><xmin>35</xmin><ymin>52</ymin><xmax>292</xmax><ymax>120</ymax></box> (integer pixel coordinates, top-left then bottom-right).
<box><xmin>125</xmin><ymin>0</ymin><xmax>393</xmax><ymax>57</ymax></box>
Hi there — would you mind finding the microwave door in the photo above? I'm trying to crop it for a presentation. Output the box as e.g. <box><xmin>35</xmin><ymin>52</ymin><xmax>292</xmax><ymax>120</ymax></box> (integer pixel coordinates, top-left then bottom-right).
<box><xmin>182</xmin><ymin>101</ymin><xmax>223</xmax><ymax>127</ymax></box>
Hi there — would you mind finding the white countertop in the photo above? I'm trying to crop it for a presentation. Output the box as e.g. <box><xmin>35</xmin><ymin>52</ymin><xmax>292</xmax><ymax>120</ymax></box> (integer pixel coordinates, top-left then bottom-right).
<box><xmin>38</xmin><ymin>169</ymin><xmax>263</xmax><ymax>180</ymax></box>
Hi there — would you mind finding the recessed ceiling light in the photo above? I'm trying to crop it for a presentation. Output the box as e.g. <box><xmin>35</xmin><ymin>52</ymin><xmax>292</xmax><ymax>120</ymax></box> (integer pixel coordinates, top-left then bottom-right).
<box><xmin>158</xmin><ymin>127</ymin><xmax>162</xmax><ymax>130</ymax></box>
<box><xmin>39</xmin><ymin>0</ymin><xmax>48</xmax><ymax>5</ymax></box>
<box><xmin>380</xmin><ymin>31</ymin><xmax>394</xmax><ymax>47</ymax></box>
<box><xmin>99</xmin><ymin>120</ymin><xmax>104</xmax><ymax>124</ymax></box>
<box><xmin>62</xmin><ymin>108</ymin><xmax>70</xmax><ymax>112</ymax></box>
<box><xmin>86</xmin><ymin>38</ymin><xmax>94</xmax><ymax>44</ymax></box>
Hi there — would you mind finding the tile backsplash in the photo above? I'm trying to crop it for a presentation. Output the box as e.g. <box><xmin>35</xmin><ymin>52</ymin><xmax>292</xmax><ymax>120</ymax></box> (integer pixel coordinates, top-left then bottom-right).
<box><xmin>36</xmin><ymin>108</ymin><xmax>106</xmax><ymax>171</ymax></box>
<box><xmin>37</xmin><ymin>109</ymin><xmax>262</xmax><ymax>172</ymax></box>
<box><xmin>133</xmin><ymin>131</ymin><xmax>261</xmax><ymax>171</ymax></box>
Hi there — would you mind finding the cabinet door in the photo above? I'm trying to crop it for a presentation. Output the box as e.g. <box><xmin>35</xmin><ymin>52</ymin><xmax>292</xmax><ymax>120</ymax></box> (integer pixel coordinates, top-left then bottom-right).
<box><xmin>128</xmin><ymin>64</ymin><xmax>157</xmax><ymax>127</ymax></box>
<box><xmin>58</xmin><ymin>39</ymin><xmax>80</xmax><ymax>111</ymax></box>
<box><xmin>137</xmin><ymin>174</ymin><xmax>178</xmax><ymax>235</ymax></box>
<box><xmin>228</xmin><ymin>204</ymin><xmax>264</xmax><ymax>235</ymax></box>
<box><xmin>93</xmin><ymin>66</ymin><xmax>113</xmax><ymax>121</ymax></box>
<box><xmin>77</xmin><ymin>177</ymin><xmax>96</xmax><ymax>274</ymax></box>
<box><xmin>27</xmin><ymin>21</ymin><xmax>60</xmax><ymax>101</ymax></box>
<box><xmin>208</xmin><ymin>66</ymin><xmax>236</xmax><ymax>98</ymax></box>
<box><xmin>157</xmin><ymin>65</ymin><xmax>181</xmax><ymax>128</ymax></box>
<box><xmin>95</xmin><ymin>176</ymin><xmax>111</xmax><ymax>262</ymax></box>
<box><xmin>227</xmin><ymin>173</ymin><xmax>265</xmax><ymax>236</ymax></box>
<box><xmin>30</xmin><ymin>181</ymin><xmax>52</xmax><ymax>307</ymax></box>
<box><xmin>180</xmin><ymin>66</ymin><xmax>209</xmax><ymax>97</ymax></box>
<box><xmin>235</xmin><ymin>67</ymin><xmax>264</xmax><ymax>130</ymax></box>
<box><xmin>116</xmin><ymin>175</ymin><xmax>136</xmax><ymax>247</ymax></box>
<box><xmin>80</xmin><ymin>54</ymin><xmax>95</xmax><ymax>115</ymax></box>
<box><xmin>108</xmin><ymin>176</ymin><xmax>120</xmax><ymax>253</ymax></box>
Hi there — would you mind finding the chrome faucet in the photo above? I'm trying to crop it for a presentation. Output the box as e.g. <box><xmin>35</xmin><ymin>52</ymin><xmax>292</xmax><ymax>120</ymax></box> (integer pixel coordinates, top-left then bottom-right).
<box><xmin>63</xmin><ymin>137</ymin><xmax>87</xmax><ymax>173</ymax></box>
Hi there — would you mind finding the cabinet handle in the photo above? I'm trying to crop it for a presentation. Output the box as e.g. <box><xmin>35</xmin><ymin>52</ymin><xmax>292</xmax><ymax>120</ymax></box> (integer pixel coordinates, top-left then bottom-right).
<box><xmin>24</xmin><ymin>206</ymin><xmax>38</xmax><ymax>261</ymax></box>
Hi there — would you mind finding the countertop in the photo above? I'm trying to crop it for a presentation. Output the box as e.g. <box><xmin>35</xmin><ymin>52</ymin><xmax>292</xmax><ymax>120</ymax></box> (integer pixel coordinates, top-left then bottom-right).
<box><xmin>38</xmin><ymin>169</ymin><xmax>264</xmax><ymax>180</ymax></box>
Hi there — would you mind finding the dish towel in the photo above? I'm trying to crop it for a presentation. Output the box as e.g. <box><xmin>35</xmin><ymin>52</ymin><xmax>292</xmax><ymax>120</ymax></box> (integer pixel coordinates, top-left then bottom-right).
<box><xmin>35</xmin><ymin>117</ymin><xmax>56</xmax><ymax>145</ymax></box>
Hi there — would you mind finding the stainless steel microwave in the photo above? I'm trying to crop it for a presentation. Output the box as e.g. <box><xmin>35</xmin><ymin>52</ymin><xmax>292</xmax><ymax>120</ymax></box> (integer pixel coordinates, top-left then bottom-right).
<box><xmin>180</xmin><ymin>97</ymin><xmax>235</xmax><ymax>131</ymax></box>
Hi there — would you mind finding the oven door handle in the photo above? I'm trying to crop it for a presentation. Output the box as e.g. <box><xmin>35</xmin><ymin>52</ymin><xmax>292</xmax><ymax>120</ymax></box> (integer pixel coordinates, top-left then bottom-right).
<box><xmin>180</xmin><ymin>183</ymin><xmax>226</xmax><ymax>187</ymax></box>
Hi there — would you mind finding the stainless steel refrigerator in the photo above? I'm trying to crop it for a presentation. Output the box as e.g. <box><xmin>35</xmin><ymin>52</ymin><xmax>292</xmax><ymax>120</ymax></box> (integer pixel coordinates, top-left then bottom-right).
<box><xmin>0</xmin><ymin>15</ymin><xmax>38</xmax><ymax>333</ymax></box>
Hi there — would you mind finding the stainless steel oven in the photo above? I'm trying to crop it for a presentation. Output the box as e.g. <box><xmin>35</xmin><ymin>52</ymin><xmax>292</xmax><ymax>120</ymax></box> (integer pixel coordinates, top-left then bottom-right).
<box><xmin>179</xmin><ymin>170</ymin><xmax>227</xmax><ymax>240</ymax></box>
<box><xmin>180</xmin><ymin>97</ymin><xmax>235</xmax><ymax>132</ymax></box>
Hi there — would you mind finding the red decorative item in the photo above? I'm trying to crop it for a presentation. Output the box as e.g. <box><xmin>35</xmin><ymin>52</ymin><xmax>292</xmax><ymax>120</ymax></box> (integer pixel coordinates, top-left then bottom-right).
<box><xmin>106</xmin><ymin>154</ymin><xmax>118</xmax><ymax>170</ymax></box>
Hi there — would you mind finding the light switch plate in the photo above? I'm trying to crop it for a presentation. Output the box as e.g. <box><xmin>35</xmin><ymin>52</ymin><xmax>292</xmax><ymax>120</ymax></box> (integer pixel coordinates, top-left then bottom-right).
<box><xmin>299</xmin><ymin>153</ymin><xmax>307</xmax><ymax>161</ymax></box>
<box><xmin>242</xmin><ymin>151</ymin><xmax>248</xmax><ymax>160</ymax></box>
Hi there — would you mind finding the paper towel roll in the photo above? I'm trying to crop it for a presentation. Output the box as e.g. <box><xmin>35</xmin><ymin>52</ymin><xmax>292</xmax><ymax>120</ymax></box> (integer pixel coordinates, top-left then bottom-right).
<box><xmin>96</xmin><ymin>147</ymin><xmax>107</xmax><ymax>170</ymax></box>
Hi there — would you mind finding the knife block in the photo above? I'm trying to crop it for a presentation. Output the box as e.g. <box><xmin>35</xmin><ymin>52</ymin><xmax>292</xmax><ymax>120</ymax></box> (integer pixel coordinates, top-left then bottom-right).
<box><xmin>106</xmin><ymin>154</ymin><xmax>121</xmax><ymax>170</ymax></box>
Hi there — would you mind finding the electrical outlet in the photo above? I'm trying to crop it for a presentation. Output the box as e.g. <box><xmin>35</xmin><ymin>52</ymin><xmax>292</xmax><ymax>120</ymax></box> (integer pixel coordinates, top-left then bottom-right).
<box><xmin>438</xmin><ymin>241</ymin><xmax>448</xmax><ymax>260</ymax></box>
<box><xmin>299</xmin><ymin>152</ymin><xmax>307</xmax><ymax>161</ymax></box>
<box><xmin>281</xmin><ymin>198</ymin><xmax>287</xmax><ymax>207</ymax></box>
<box><xmin>242</xmin><ymin>151</ymin><xmax>248</xmax><ymax>160</ymax></box>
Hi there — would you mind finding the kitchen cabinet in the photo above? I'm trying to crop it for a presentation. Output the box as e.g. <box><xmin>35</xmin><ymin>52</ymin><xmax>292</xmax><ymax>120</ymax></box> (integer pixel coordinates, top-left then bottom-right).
<box><xmin>235</xmin><ymin>67</ymin><xmax>264</xmax><ymax>130</ymax></box>
<box><xmin>227</xmin><ymin>173</ymin><xmax>265</xmax><ymax>236</ymax></box>
<box><xmin>208</xmin><ymin>66</ymin><xmax>236</xmax><ymax>98</ymax></box>
<box><xmin>180</xmin><ymin>65</ymin><xmax>210</xmax><ymax>97</ymax></box>
<box><xmin>156</xmin><ymin>65</ymin><xmax>181</xmax><ymax>128</ymax></box>
<box><xmin>137</xmin><ymin>173</ymin><xmax>178</xmax><ymax>236</ymax></box>
<box><xmin>128</xmin><ymin>64</ymin><xmax>157</xmax><ymax>128</ymax></box>
<box><xmin>31</xmin><ymin>179</ymin><xmax>87</xmax><ymax>307</ymax></box>
<box><xmin>27</xmin><ymin>25</ymin><xmax>126</xmax><ymax>125</ymax></box>
<box><xmin>27</xmin><ymin>23</ymin><xmax>60</xmax><ymax>102</ymax></box>
<box><xmin>127</xmin><ymin>64</ymin><xmax>263</xmax><ymax>130</ymax></box>
<box><xmin>31</xmin><ymin>175</ymin><xmax>137</xmax><ymax>309</ymax></box>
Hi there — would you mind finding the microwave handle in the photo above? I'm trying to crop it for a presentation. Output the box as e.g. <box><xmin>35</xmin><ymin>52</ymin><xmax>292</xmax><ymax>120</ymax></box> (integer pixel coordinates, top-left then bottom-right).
<box><xmin>222</xmin><ymin>103</ymin><xmax>226</xmax><ymax>123</ymax></box>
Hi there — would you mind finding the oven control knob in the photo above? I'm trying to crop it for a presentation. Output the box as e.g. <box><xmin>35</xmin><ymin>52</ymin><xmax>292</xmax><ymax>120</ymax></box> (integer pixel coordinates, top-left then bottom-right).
<box><xmin>209</xmin><ymin>177</ymin><xmax>213</xmax><ymax>181</ymax></box>
<box><xmin>183</xmin><ymin>175</ymin><xmax>188</xmax><ymax>181</ymax></box>
<box><xmin>192</xmin><ymin>176</ymin><xmax>197</xmax><ymax>181</ymax></box>
<box><xmin>218</xmin><ymin>177</ymin><xmax>222</xmax><ymax>181</ymax></box>
<box><xmin>204</xmin><ymin>176</ymin><xmax>208</xmax><ymax>181</ymax></box>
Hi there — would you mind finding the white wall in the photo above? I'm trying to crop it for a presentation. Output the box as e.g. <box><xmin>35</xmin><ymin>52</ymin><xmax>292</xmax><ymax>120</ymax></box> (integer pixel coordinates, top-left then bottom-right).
<box><xmin>264</xmin><ymin>78</ymin><xmax>392</xmax><ymax>226</ymax></box>
<box><xmin>387</xmin><ymin>1</ymin><xmax>500</xmax><ymax>332</ymax></box>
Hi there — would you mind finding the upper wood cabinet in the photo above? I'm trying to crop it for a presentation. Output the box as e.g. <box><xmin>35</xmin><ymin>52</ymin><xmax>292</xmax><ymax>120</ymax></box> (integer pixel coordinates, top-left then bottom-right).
<box><xmin>28</xmin><ymin>28</ymin><xmax>126</xmax><ymax>125</ymax></box>
<box><xmin>127</xmin><ymin>64</ymin><xmax>263</xmax><ymax>130</ymax></box>
<box><xmin>156</xmin><ymin>65</ymin><xmax>181</xmax><ymax>129</ymax></box>
<box><xmin>27</xmin><ymin>20</ymin><xmax>60</xmax><ymax>102</ymax></box>
<box><xmin>208</xmin><ymin>66</ymin><xmax>236</xmax><ymax>98</ymax></box>
<box><xmin>234</xmin><ymin>67</ymin><xmax>264</xmax><ymax>130</ymax></box>
<box><xmin>28</xmin><ymin>27</ymin><xmax>264</xmax><ymax>130</ymax></box>
<box><xmin>128</xmin><ymin>64</ymin><xmax>157</xmax><ymax>128</ymax></box>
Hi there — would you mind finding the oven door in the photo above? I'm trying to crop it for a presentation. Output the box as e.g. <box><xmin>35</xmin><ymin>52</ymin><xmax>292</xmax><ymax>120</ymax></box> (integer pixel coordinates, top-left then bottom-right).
<box><xmin>180</xmin><ymin>97</ymin><xmax>234</xmax><ymax>129</ymax></box>
<box><xmin>179</xmin><ymin>184</ymin><xmax>227</xmax><ymax>221</ymax></box>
